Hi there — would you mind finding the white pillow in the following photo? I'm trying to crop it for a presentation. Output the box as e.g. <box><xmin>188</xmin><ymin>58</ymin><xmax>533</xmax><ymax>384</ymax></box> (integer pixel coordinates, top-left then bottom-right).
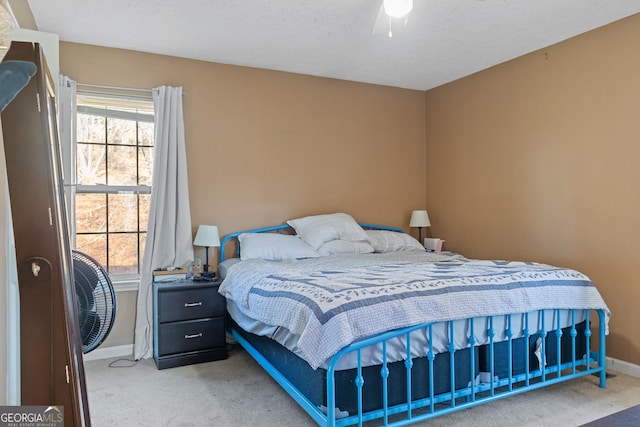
<box><xmin>238</xmin><ymin>233</ymin><xmax>320</xmax><ymax>261</ymax></box>
<box><xmin>365</xmin><ymin>230</ymin><xmax>425</xmax><ymax>253</ymax></box>
<box><xmin>287</xmin><ymin>213</ymin><xmax>369</xmax><ymax>249</ymax></box>
<box><xmin>317</xmin><ymin>239</ymin><xmax>375</xmax><ymax>256</ymax></box>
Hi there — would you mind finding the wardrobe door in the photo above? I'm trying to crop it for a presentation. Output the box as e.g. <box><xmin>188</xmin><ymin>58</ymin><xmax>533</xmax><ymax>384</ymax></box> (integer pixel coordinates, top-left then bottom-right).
<box><xmin>2</xmin><ymin>41</ymin><xmax>90</xmax><ymax>426</ymax></box>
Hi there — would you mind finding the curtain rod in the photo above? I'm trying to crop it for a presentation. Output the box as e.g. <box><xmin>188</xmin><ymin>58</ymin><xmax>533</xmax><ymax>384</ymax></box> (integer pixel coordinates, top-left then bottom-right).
<box><xmin>76</xmin><ymin>83</ymin><xmax>152</xmax><ymax>93</ymax></box>
<box><xmin>76</xmin><ymin>83</ymin><xmax>187</xmax><ymax>96</ymax></box>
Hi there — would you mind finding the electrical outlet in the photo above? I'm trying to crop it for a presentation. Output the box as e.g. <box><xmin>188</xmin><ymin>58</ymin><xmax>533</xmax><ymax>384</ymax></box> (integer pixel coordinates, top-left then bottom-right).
<box><xmin>192</xmin><ymin>258</ymin><xmax>202</xmax><ymax>273</ymax></box>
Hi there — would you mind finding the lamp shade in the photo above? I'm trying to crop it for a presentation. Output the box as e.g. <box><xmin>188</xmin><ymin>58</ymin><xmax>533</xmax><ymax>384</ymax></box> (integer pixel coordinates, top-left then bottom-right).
<box><xmin>193</xmin><ymin>225</ymin><xmax>220</xmax><ymax>247</ymax></box>
<box><xmin>409</xmin><ymin>210</ymin><xmax>431</xmax><ymax>228</ymax></box>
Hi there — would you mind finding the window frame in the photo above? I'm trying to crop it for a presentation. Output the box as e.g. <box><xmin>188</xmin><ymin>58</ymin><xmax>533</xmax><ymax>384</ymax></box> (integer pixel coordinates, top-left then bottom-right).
<box><xmin>68</xmin><ymin>93</ymin><xmax>154</xmax><ymax>289</ymax></box>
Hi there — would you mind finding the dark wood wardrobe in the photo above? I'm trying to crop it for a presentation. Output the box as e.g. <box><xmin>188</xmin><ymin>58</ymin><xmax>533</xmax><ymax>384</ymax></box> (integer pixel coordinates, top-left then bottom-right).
<box><xmin>1</xmin><ymin>41</ymin><xmax>90</xmax><ymax>426</ymax></box>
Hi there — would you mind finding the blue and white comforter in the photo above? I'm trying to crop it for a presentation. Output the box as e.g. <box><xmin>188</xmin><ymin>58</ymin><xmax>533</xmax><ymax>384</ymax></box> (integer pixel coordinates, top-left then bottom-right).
<box><xmin>219</xmin><ymin>252</ymin><xmax>610</xmax><ymax>369</ymax></box>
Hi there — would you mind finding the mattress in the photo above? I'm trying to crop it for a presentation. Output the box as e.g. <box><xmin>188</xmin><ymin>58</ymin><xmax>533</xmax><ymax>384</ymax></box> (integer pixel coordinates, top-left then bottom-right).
<box><xmin>219</xmin><ymin>252</ymin><xmax>609</xmax><ymax>370</ymax></box>
<box><xmin>228</xmin><ymin>299</ymin><xmax>587</xmax><ymax>370</ymax></box>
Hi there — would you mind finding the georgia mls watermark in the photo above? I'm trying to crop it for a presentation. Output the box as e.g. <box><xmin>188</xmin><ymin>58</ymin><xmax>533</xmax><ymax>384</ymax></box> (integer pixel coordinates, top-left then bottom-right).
<box><xmin>0</xmin><ymin>406</ymin><xmax>63</xmax><ymax>427</ymax></box>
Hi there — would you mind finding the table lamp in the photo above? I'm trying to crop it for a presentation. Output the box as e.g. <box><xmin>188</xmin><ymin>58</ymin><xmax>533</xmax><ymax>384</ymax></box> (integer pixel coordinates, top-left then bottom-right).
<box><xmin>409</xmin><ymin>210</ymin><xmax>431</xmax><ymax>243</ymax></box>
<box><xmin>193</xmin><ymin>225</ymin><xmax>220</xmax><ymax>278</ymax></box>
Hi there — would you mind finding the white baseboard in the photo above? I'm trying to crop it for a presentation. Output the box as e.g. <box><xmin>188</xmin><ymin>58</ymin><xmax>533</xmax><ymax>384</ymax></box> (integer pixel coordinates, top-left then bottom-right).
<box><xmin>607</xmin><ymin>357</ymin><xmax>640</xmax><ymax>378</ymax></box>
<box><xmin>83</xmin><ymin>344</ymin><xmax>134</xmax><ymax>361</ymax></box>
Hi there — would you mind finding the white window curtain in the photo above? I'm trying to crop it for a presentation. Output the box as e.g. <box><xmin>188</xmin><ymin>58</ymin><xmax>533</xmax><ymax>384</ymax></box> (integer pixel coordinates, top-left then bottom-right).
<box><xmin>58</xmin><ymin>76</ymin><xmax>77</xmax><ymax>242</ymax></box>
<box><xmin>134</xmin><ymin>86</ymin><xmax>193</xmax><ymax>360</ymax></box>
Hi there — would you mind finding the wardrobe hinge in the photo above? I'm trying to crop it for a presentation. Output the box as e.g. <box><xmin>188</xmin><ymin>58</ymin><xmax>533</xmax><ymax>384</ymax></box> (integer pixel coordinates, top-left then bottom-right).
<box><xmin>36</xmin><ymin>93</ymin><xmax>41</xmax><ymax>112</ymax></box>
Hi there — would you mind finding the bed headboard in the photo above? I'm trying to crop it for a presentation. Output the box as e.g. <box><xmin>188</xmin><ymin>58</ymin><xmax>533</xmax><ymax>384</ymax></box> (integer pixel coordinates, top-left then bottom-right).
<box><xmin>219</xmin><ymin>223</ymin><xmax>403</xmax><ymax>262</ymax></box>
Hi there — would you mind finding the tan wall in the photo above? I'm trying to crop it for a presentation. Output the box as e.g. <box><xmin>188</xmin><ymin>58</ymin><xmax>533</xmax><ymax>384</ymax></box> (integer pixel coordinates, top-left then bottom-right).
<box><xmin>59</xmin><ymin>42</ymin><xmax>427</xmax><ymax>350</ymax></box>
<box><xmin>425</xmin><ymin>13</ymin><xmax>640</xmax><ymax>364</ymax></box>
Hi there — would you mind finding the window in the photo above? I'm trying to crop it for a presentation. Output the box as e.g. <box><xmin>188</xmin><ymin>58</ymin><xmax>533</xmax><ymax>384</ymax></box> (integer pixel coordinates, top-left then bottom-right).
<box><xmin>73</xmin><ymin>93</ymin><xmax>154</xmax><ymax>278</ymax></box>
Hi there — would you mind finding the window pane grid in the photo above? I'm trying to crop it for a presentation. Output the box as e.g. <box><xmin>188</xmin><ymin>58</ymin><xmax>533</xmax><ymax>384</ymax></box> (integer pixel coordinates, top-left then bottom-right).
<box><xmin>76</xmin><ymin>193</ymin><xmax>148</xmax><ymax>274</ymax></box>
<box><xmin>75</xmin><ymin>95</ymin><xmax>153</xmax><ymax>277</ymax></box>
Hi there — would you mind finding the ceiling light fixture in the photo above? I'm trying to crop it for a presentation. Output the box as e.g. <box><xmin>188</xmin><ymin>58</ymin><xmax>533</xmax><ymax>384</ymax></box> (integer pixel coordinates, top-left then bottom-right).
<box><xmin>383</xmin><ymin>0</ymin><xmax>413</xmax><ymax>38</ymax></box>
<box><xmin>383</xmin><ymin>0</ymin><xmax>413</xmax><ymax>19</ymax></box>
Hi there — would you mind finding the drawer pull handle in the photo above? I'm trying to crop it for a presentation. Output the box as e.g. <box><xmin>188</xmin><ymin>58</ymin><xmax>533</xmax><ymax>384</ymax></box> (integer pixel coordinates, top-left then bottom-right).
<box><xmin>184</xmin><ymin>333</ymin><xmax>203</xmax><ymax>339</ymax></box>
<box><xmin>184</xmin><ymin>301</ymin><xmax>203</xmax><ymax>307</ymax></box>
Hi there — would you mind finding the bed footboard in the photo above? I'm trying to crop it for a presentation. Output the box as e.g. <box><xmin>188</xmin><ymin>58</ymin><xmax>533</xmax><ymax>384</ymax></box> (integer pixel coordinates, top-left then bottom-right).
<box><xmin>231</xmin><ymin>308</ymin><xmax>607</xmax><ymax>427</ymax></box>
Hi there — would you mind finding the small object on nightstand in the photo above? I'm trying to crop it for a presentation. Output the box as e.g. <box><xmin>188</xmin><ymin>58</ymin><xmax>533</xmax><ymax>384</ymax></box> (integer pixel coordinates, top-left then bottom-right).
<box><xmin>424</xmin><ymin>238</ymin><xmax>445</xmax><ymax>253</ymax></box>
<box><xmin>153</xmin><ymin>278</ymin><xmax>227</xmax><ymax>369</ymax></box>
<box><xmin>193</xmin><ymin>273</ymin><xmax>216</xmax><ymax>282</ymax></box>
<box><xmin>152</xmin><ymin>268</ymin><xmax>188</xmax><ymax>282</ymax></box>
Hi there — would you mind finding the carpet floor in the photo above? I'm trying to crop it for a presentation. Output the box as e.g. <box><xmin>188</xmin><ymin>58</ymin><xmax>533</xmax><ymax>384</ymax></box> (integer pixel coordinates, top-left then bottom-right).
<box><xmin>84</xmin><ymin>346</ymin><xmax>640</xmax><ymax>427</ymax></box>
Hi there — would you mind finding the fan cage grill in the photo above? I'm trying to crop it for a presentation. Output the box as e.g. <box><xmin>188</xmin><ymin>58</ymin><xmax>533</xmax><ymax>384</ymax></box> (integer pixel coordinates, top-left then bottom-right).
<box><xmin>72</xmin><ymin>250</ymin><xmax>117</xmax><ymax>354</ymax></box>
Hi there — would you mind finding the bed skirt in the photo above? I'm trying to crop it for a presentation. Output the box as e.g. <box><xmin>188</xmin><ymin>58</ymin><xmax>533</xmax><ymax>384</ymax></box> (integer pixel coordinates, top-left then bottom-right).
<box><xmin>229</xmin><ymin>309</ymin><xmax>607</xmax><ymax>427</ymax></box>
<box><xmin>231</xmin><ymin>320</ymin><xmax>476</xmax><ymax>415</ymax></box>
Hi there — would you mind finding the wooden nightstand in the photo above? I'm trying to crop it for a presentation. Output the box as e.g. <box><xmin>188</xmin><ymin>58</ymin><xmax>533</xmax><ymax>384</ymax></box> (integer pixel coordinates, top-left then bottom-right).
<box><xmin>153</xmin><ymin>279</ymin><xmax>227</xmax><ymax>369</ymax></box>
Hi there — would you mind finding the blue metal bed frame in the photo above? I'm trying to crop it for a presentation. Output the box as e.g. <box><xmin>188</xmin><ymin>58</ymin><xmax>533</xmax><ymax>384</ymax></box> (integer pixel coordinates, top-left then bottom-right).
<box><xmin>219</xmin><ymin>224</ymin><xmax>607</xmax><ymax>427</ymax></box>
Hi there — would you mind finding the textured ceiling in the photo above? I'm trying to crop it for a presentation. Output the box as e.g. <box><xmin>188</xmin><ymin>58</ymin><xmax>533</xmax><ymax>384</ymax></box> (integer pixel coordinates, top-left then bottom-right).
<box><xmin>27</xmin><ymin>0</ymin><xmax>640</xmax><ymax>90</ymax></box>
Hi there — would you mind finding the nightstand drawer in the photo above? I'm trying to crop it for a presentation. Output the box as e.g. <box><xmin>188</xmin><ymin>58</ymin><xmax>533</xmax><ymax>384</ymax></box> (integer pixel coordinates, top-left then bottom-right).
<box><xmin>158</xmin><ymin>286</ymin><xmax>224</xmax><ymax>323</ymax></box>
<box><xmin>153</xmin><ymin>280</ymin><xmax>227</xmax><ymax>369</ymax></box>
<box><xmin>157</xmin><ymin>317</ymin><xmax>225</xmax><ymax>356</ymax></box>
